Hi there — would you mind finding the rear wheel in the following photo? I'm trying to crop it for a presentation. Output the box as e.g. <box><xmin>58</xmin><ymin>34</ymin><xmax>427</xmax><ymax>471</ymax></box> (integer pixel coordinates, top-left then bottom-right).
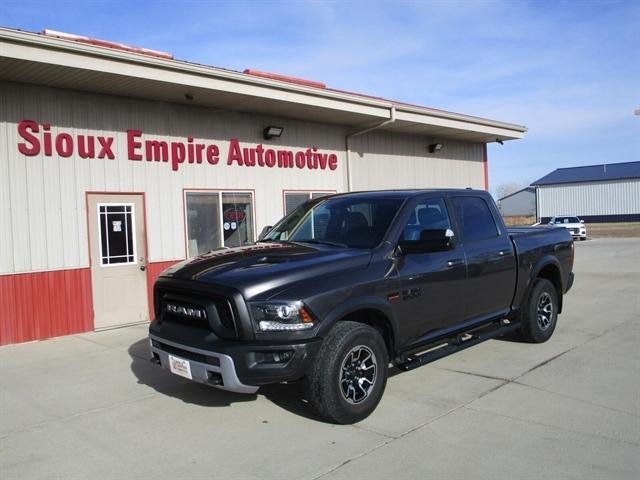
<box><xmin>304</xmin><ymin>321</ymin><xmax>388</xmax><ymax>424</ymax></box>
<box><xmin>518</xmin><ymin>278</ymin><xmax>558</xmax><ymax>343</ymax></box>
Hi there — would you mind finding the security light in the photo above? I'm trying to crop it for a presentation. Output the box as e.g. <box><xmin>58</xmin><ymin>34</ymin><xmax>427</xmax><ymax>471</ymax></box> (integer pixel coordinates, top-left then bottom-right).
<box><xmin>263</xmin><ymin>126</ymin><xmax>284</xmax><ymax>140</ymax></box>
<box><xmin>428</xmin><ymin>143</ymin><xmax>443</xmax><ymax>153</ymax></box>
<box><xmin>496</xmin><ymin>138</ymin><xmax>504</xmax><ymax>145</ymax></box>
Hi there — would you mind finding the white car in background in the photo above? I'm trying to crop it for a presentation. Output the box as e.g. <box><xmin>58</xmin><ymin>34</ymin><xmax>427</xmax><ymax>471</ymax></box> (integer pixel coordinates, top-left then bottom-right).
<box><xmin>549</xmin><ymin>215</ymin><xmax>587</xmax><ymax>240</ymax></box>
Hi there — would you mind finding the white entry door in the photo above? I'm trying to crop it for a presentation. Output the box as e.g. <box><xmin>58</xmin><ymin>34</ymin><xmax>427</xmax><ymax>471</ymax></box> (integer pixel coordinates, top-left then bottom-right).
<box><xmin>87</xmin><ymin>193</ymin><xmax>149</xmax><ymax>330</ymax></box>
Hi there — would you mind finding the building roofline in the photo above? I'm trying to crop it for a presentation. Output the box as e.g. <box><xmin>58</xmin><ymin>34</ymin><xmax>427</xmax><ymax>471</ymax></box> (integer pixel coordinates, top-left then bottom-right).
<box><xmin>0</xmin><ymin>27</ymin><xmax>527</xmax><ymax>139</ymax></box>
<box><xmin>498</xmin><ymin>186</ymin><xmax>535</xmax><ymax>201</ymax></box>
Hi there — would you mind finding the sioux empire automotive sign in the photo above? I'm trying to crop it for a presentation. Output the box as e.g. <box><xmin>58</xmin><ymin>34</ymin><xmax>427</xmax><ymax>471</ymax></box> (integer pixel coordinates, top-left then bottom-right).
<box><xmin>16</xmin><ymin>120</ymin><xmax>340</xmax><ymax>172</ymax></box>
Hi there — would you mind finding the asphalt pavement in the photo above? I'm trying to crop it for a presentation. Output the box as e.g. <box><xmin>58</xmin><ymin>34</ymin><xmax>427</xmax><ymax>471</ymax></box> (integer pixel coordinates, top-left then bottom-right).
<box><xmin>1</xmin><ymin>238</ymin><xmax>639</xmax><ymax>479</ymax></box>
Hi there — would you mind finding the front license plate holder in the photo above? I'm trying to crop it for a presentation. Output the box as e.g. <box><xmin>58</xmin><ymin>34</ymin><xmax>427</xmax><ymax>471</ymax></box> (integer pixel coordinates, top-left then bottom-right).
<box><xmin>168</xmin><ymin>354</ymin><xmax>193</xmax><ymax>380</ymax></box>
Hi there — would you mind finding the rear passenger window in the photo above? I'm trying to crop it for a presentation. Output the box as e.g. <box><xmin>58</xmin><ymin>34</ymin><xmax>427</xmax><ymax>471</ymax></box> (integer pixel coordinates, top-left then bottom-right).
<box><xmin>452</xmin><ymin>196</ymin><xmax>499</xmax><ymax>242</ymax></box>
<box><xmin>402</xmin><ymin>198</ymin><xmax>452</xmax><ymax>241</ymax></box>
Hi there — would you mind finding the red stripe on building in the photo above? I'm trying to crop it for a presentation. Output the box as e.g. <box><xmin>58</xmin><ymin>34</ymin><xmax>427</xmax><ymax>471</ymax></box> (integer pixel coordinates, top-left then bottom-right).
<box><xmin>0</xmin><ymin>268</ymin><xmax>93</xmax><ymax>346</ymax></box>
<box><xmin>146</xmin><ymin>260</ymin><xmax>183</xmax><ymax>320</ymax></box>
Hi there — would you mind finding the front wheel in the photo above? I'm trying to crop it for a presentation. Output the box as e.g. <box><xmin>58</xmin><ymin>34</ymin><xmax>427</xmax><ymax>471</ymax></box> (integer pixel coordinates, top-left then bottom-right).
<box><xmin>304</xmin><ymin>321</ymin><xmax>388</xmax><ymax>424</ymax></box>
<box><xmin>517</xmin><ymin>278</ymin><xmax>558</xmax><ymax>343</ymax></box>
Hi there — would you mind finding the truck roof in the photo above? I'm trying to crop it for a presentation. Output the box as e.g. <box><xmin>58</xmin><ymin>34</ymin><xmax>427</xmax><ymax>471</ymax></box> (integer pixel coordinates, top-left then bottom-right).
<box><xmin>327</xmin><ymin>188</ymin><xmax>488</xmax><ymax>201</ymax></box>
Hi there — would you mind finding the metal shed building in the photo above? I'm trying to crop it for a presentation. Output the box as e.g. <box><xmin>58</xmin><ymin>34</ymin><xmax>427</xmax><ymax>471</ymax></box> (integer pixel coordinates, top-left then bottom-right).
<box><xmin>498</xmin><ymin>187</ymin><xmax>536</xmax><ymax>217</ymax></box>
<box><xmin>0</xmin><ymin>28</ymin><xmax>526</xmax><ymax>345</ymax></box>
<box><xmin>533</xmin><ymin>161</ymin><xmax>640</xmax><ymax>223</ymax></box>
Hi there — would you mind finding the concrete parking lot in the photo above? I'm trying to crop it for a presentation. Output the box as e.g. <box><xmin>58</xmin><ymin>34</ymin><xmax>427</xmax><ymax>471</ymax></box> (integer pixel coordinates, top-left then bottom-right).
<box><xmin>1</xmin><ymin>238</ymin><xmax>639</xmax><ymax>479</ymax></box>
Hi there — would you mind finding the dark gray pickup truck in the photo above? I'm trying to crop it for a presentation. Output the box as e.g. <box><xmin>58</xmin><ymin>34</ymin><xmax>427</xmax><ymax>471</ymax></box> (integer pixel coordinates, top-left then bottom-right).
<box><xmin>149</xmin><ymin>189</ymin><xmax>574</xmax><ymax>423</ymax></box>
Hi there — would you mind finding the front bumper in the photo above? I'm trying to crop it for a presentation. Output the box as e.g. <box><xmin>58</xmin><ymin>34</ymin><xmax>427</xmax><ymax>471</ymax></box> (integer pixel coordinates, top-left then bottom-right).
<box><xmin>148</xmin><ymin>324</ymin><xmax>322</xmax><ymax>394</ymax></box>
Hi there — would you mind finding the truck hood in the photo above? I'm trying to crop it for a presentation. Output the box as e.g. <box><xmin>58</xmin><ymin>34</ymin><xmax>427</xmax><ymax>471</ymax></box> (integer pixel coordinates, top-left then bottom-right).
<box><xmin>160</xmin><ymin>242</ymin><xmax>372</xmax><ymax>299</ymax></box>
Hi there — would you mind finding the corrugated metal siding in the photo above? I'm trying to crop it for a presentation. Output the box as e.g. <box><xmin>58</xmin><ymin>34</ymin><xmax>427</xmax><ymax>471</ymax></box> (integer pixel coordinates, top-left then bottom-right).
<box><xmin>349</xmin><ymin>130</ymin><xmax>485</xmax><ymax>191</ymax></box>
<box><xmin>0</xmin><ymin>81</ymin><xmax>348</xmax><ymax>274</ymax></box>
<box><xmin>537</xmin><ymin>180</ymin><xmax>640</xmax><ymax>219</ymax></box>
<box><xmin>1</xmin><ymin>81</ymin><xmax>488</xmax><ymax>276</ymax></box>
<box><xmin>0</xmin><ymin>268</ymin><xmax>93</xmax><ymax>345</ymax></box>
<box><xmin>499</xmin><ymin>189</ymin><xmax>536</xmax><ymax>216</ymax></box>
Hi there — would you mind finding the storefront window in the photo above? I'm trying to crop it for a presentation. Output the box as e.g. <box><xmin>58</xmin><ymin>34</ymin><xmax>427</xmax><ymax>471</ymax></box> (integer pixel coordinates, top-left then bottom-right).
<box><xmin>185</xmin><ymin>192</ymin><xmax>221</xmax><ymax>257</ymax></box>
<box><xmin>284</xmin><ymin>191</ymin><xmax>332</xmax><ymax>215</ymax></box>
<box><xmin>221</xmin><ymin>192</ymin><xmax>254</xmax><ymax>248</ymax></box>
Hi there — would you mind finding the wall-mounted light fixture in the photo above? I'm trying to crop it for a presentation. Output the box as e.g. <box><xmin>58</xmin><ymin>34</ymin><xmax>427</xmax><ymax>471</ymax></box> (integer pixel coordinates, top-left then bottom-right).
<box><xmin>428</xmin><ymin>143</ymin><xmax>444</xmax><ymax>153</ymax></box>
<box><xmin>184</xmin><ymin>93</ymin><xmax>194</xmax><ymax>101</ymax></box>
<box><xmin>496</xmin><ymin>138</ymin><xmax>504</xmax><ymax>145</ymax></box>
<box><xmin>263</xmin><ymin>126</ymin><xmax>284</xmax><ymax>140</ymax></box>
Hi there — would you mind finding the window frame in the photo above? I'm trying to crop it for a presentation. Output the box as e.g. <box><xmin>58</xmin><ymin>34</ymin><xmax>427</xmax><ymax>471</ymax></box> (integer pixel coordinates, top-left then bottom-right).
<box><xmin>183</xmin><ymin>188</ymin><xmax>256</xmax><ymax>258</ymax></box>
<box><xmin>97</xmin><ymin>202</ymin><xmax>138</xmax><ymax>267</ymax></box>
<box><xmin>450</xmin><ymin>195</ymin><xmax>501</xmax><ymax>244</ymax></box>
<box><xmin>282</xmin><ymin>189</ymin><xmax>337</xmax><ymax>216</ymax></box>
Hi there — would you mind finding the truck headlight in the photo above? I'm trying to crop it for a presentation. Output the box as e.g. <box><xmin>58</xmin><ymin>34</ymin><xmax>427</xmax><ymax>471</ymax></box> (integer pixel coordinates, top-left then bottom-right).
<box><xmin>248</xmin><ymin>301</ymin><xmax>315</xmax><ymax>331</ymax></box>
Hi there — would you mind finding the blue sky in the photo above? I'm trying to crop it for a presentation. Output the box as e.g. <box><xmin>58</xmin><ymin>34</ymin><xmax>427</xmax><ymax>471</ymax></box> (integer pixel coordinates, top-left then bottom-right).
<box><xmin>1</xmin><ymin>0</ymin><xmax>638</xmax><ymax>193</ymax></box>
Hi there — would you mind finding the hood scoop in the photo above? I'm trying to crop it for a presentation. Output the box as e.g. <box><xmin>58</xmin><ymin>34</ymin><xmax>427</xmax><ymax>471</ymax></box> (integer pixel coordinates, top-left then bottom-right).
<box><xmin>241</xmin><ymin>255</ymin><xmax>292</xmax><ymax>269</ymax></box>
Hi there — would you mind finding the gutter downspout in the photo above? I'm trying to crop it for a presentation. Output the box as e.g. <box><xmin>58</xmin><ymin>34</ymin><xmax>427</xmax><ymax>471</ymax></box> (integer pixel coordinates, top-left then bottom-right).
<box><xmin>345</xmin><ymin>106</ymin><xmax>396</xmax><ymax>192</ymax></box>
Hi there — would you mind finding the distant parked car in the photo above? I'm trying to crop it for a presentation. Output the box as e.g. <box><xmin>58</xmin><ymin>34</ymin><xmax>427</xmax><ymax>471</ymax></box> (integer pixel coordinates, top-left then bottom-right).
<box><xmin>549</xmin><ymin>215</ymin><xmax>587</xmax><ymax>240</ymax></box>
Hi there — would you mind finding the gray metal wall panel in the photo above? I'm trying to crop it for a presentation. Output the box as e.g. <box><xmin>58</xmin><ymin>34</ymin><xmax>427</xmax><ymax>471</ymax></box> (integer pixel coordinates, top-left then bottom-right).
<box><xmin>0</xmin><ymin>81</ymin><xmax>487</xmax><ymax>274</ymax></box>
<box><xmin>499</xmin><ymin>190</ymin><xmax>536</xmax><ymax>216</ymax></box>
<box><xmin>537</xmin><ymin>180</ymin><xmax>640</xmax><ymax>219</ymax></box>
<box><xmin>350</xmin><ymin>130</ymin><xmax>484</xmax><ymax>190</ymax></box>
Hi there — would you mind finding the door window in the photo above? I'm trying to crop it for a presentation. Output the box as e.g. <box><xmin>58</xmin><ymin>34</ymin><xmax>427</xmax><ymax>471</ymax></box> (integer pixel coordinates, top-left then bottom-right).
<box><xmin>98</xmin><ymin>203</ymin><xmax>136</xmax><ymax>265</ymax></box>
<box><xmin>185</xmin><ymin>192</ymin><xmax>221</xmax><ymax>257</ymax></box>
<box><xmin>452</xmin><ymin>196</ymin><xmax>499</xmax><ymax>242</ymax></box>
<box><xmin>402</xmin><ymin>198</ymin><xmax>452</xmax><ymax>241</ymax></box>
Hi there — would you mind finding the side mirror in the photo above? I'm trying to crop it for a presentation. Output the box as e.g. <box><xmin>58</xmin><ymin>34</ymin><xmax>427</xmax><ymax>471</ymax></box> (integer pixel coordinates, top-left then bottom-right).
<box><xmin>258</xmin><ymin>225</ymin><xmax>273</xmax><ymax>240</ymax></box>
<box><xmin>399</xmin><ymin>229</ymin><xmax>455</xmax><ymax>254</ymax></box>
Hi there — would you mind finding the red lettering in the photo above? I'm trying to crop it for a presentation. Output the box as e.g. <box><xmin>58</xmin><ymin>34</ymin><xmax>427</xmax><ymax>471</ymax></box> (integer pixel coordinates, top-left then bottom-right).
<box><xmin>145</xmin><ymin>140</ymin><xmax>168</xmax><ymax>162</ymax></box>
<box><xmin>17</xmin><ymin>120</ymin><xmax>40</xmax><ymax>156</ymax></box>
<box><xmin>187</xmin><ymin>137</ymin><xmax>195</xmax><ymax>163</ymax></box>
<box><xmin>98</xmin><ymin>137</ymin><xmax>115</xmax><ymax>159</ymax></box>
<box><xmin>256</xmin><ymin>144</ymin><xmax>265</xmax><ymax>166</ymax></box>
<box><xmin>55</xmin><ymin>133</ymin><xmax>73</xmax><ymax>157</ymax></box>
<box><xmin>43</xmin><ymin>124</ymin><xmax>52</xmax><ymax>156</ymax></box>
<box><xmin>77</xmin><ymin>135</ymin><xmax>95</xmax><ymax>159</ymax></box>
<box><xmin>265</xmin><ymin>149</ymin><xmax>276</xmax><ymax>167</ymax></box>
<box><xmin>317</xmin><ymin>153</ymin><xmax>328</xmax><ymax>169</ymax></box>
<box><xmin>227</xmin><ymin>139</ymin><xmax>243</xmax><ymax>165</ymax></box>
<box><xmin>328</xmin><ymin>153</ymin><xmax>338</xmax><ymax>171</ymax></box>
<box><xmin>206</xmin><ymin>145</ymin><xmax>219</xmax><ymax>164</ymax></box>
<box><xmin>171</xmin><ymin>142</ymin><xmax>186</xmax><ymax>171</ymax></box>
<box><xmin>277</xmin><ymin>150</ymin><xmax>294</xmax><ymax>168</ymax></box>
<box><xmin>127</xmin><ymin>130</ymin><xmax>142</xmax><ymax>160</ymax></box>
<box><xmin>295</xmin><ymin>152</ymin><xmax>306</xmax><ymax>169</ymax></box>
<box><xmin>197</xmin><ymin>144</ymin><xmax>206</xmax><ymax>163</ymax></box>
<box><xmin>244</xmin><ymin>148</ymin><xmax>256</xmax><ymax>167</ymax></box>
<box><xmin>305</xmin><ymin>148</ymin><xmax>314</xmax><ymax>169</ymax></box>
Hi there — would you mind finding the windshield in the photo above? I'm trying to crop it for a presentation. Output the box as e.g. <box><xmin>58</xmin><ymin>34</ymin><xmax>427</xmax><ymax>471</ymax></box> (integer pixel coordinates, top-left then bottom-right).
<box><xmin>554</xmin><ymin>217</ymin><xmax>581</xmax><ymax>224</ymax></box>
<box><xmin>264</xmin><ymin>196</ymin><xmax>404</xmax><ymax>248</ymax></box>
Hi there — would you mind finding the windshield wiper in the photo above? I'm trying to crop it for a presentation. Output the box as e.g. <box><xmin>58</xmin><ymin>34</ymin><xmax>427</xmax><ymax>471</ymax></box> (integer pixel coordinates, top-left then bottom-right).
<box><xmin>294</xmin><ymin>239</ymin><xmax>349</xmax><ymax>248</ymax></box>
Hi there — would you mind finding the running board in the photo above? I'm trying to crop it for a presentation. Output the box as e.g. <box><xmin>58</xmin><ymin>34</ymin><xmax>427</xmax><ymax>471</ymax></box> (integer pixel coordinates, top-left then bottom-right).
<box><xmin>397</xmin><ymin>320</ymin><xmax>521</xmax><ymax>371</ymax></box>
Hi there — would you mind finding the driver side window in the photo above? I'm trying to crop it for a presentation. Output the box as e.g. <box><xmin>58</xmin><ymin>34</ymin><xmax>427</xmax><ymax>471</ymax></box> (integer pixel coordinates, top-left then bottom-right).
<box><xmin>403</xmin><ymin>198</ymin><xmax>452</xmax><ymax>241</ymax></box>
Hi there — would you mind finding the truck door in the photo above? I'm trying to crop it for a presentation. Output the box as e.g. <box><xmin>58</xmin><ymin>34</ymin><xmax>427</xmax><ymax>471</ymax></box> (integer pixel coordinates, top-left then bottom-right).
<box><xmin>450</xmin><ymin>195</ymin><xmax>516</xmax><ymax>322</ymax></box>
<box><xmin>394</xmin><ymin>196</ymin><xmax>467</xmax><ymax>344</ymax></box>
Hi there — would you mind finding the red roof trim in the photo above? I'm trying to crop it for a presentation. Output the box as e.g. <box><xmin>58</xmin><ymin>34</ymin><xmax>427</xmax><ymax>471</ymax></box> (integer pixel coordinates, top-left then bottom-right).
<box><xmin>42</xmin><ymin>29</ymin><xmax>174</xmax><ymax>60</ymax></box>
<box><xmin>243</xmin><ymin>69</ymin><xmax>326</xmax><ymax>89</ymax></box>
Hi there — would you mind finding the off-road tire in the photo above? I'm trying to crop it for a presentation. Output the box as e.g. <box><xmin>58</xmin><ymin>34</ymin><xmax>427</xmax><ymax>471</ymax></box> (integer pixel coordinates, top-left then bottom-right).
<box><xmin>518</xmin><ymin>278</ymin><xmax>558</xmax><ymax>343</ymax></box>
<box><xmin>304</xmin><ymin>321</ymin><xmax>388</xmax><ymax>424</ymax></box>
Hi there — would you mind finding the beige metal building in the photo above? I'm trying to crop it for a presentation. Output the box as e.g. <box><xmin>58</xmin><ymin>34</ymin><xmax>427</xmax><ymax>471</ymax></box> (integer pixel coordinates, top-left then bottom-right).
<box><xmin>0</xmin><ymin>28</ymin><xmax>526</xmax><ymax>345</ymax></box>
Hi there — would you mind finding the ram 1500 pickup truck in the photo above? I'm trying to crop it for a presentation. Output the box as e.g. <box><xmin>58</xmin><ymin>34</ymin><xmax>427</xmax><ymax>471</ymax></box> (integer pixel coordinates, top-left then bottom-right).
<box><xmin>149</xmin><ymin>189</ymin><xmax>574</xmax><ymax>423</ymax></box>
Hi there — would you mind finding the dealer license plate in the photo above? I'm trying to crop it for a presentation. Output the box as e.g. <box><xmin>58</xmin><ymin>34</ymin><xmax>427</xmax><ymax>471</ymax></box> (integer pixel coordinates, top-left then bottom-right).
<box><xmin>168</xmin><ymin>354</ymin><xmax>192</xmax><ymax>380</ymax></box>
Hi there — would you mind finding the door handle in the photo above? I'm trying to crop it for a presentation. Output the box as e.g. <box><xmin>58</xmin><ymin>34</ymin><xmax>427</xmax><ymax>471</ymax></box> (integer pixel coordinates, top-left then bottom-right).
<box><xmin>447</xmin><ymin>258</ymin><xmax>464</xmax><ymax>268</ymax></box>
<box><xmin>139</xmin><ymin>257</ymin><xmax>147</xmax><ymax>271</ymax></box>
